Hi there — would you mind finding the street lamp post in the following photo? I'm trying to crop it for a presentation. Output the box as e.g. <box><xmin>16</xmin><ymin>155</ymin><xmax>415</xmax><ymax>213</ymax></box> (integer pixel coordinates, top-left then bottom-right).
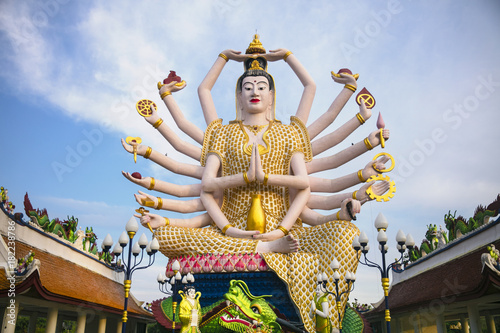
<box><xmin>317</xmin><ymin>258</ymin><xmax>356</xmax><ymax>333</ymax></box>
<box><xmin>157</xmin><ymin>260</ymin><xmax>195</xmax><ymax>333</ymax></box>
<box><xmin>352</xmin><ymin>213</ymin><xmax>415</xmax><ymax>333</ymax></box>
<box><xmin>101</xmin><ymin>216</ymin><xmax>160</xmax><ymax>333</ymax></box>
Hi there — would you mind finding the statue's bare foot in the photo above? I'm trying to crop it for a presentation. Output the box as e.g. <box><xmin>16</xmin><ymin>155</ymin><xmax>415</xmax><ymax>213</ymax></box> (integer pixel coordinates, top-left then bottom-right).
<box><xmin>256</xmin><ymin>235</ymin><xmax>299</xmax><ymax>253</ymax></box>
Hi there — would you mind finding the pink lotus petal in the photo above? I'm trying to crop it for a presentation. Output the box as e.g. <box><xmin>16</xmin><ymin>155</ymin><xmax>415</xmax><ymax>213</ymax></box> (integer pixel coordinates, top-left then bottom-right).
<box><xmin>235</xmin><ymin>259</ymin><xmax>246</xmax><ymax>272</ymax></box>
<box><xmin>258</xmin><ymin>259</ymin><xmax>268</xmax><ymax>271</ymax></box>
<box><xmin>247</xmin><ymin>259</ymin><xmax>257</xmax><ymax>271</ymax></box>
<box><xmin>192</xmin><ymin>261</ymin><xmax>202</xmax><ymax>274</ymax></box>
<box><xmin>253</xmin><ymin>253</ymin><xmax>262</xmax><ymax>265</ymax></box>
<box><xmin>242</xmin><ymin>253</ymin><xmax>250</xmax><ymax>266</ymax></box>
<box><xmin>212</xmin><ymin>261</ymin><xmax>223</xmax><ymax>273</ymax></box>
<box><xmin>219</xmin><ymin>253</ymin><xmax>229</xmax><ymax>266</ymax></box>
<box><xmin>223</xmin><ymin>260</ymin><xmax>234</xmax><ymax>272</ymax></box>
<box><xmin>202</xmin><ymin>261</ymin><xmax>212</xmax><ymax>273</ymax></box>
<box><xmin>230</xmin><ymin>254</ymin><xmax>239</xmax><ymax>265</ymax></box>
<box><xmin>208</xmin><ymin>254</ymin><xmax>217</xmax><ymax>267</ymax></box>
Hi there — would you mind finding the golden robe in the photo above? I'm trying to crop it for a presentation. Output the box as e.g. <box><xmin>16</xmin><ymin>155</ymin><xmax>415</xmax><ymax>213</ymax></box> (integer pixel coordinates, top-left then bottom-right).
<box><xmin>155</xmin><ymin>117</ymin><xmax>359</xmax><ymax>332</ymax></box>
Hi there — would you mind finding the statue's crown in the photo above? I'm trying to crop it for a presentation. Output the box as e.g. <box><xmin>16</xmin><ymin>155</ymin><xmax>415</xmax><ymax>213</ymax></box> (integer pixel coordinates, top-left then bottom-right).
<box><xmin>243</xmin><ymin>34</ymin><xmax>267</xmax><ymax>72</ymax></box>
<box><xmin>246</xmin><ymin>34</ymin><xmax>266</xmax><ymax>54</ymax></box>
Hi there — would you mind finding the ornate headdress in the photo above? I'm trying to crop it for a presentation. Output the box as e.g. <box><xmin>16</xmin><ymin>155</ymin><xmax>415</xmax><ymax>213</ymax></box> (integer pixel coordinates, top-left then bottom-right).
<box><xmin>234</xmin><ymin>35</ymin><xmax>278</xmax><ymax>122</ymax></box>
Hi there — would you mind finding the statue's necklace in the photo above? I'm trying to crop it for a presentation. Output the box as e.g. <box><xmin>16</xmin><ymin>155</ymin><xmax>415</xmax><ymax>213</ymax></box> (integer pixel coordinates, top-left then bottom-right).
<box><xmin>243</xmin><ymin>124</ymin><xmax>267</xmax><ymax>135</ymax></box>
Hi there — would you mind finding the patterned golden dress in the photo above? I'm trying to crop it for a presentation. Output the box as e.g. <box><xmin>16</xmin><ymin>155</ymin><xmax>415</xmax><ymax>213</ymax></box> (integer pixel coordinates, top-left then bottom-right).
<box><xmin>155</xmin><ymin>117</ymin><xmax>359</xmax><ymax>332</ymax></box>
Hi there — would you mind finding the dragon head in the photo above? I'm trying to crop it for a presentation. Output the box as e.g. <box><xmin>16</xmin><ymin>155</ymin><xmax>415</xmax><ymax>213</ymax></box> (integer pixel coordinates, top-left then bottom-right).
<box><xmin>425</xmin><ymin>224</ymin><xmax>438</xmax><ymax>241</ymax></box>
<box><xmin>221</xmin><ymin>280</ymin><xmax>280</xmax><ymax>332</ymax></box>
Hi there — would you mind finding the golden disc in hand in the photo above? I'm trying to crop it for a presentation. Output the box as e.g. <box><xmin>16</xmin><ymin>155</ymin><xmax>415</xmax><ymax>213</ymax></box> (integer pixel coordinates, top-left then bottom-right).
<box><xmin>136</xmin><ymin>99</ymin><xmax>157</xmax><ymax>117</ymax></box>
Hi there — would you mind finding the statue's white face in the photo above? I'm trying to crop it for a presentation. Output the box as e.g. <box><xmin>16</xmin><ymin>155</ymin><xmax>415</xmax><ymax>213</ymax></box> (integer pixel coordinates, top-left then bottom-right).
<box><xmin>187</xmin><ymin>288</ymin><xmax>196</xmax><ymax>298</ymax></box>
<box><xmin>239</xmin><ymin>75</ymin><xmax>273</xmax><ymax>116</ymax></box>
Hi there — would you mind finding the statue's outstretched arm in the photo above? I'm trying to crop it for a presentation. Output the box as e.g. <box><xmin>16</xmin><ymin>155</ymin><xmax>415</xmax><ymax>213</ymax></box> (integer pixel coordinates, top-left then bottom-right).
<box><xmin>200</xmin><ymin>154</ymin><xmax>259</xmax><ymax>239</ymax></box>
<box><xmin>198</xmin><ymin>50</ymin><xmax>247</xmax><ymax>125</ymax></box>
<box><xmin>306</xmin><ymin>129</ymin><xmax>390</xmax><ymax>174</ymax></box>
<box><xmin>309</xmin><ymin>155</ymin><xmax>390</xmax><ymax>193</ymax></box>
<box><xmin>143</xmin><ymin>104</ymin><xmax>201</xmax><ymax>161</ymax></box>
<box><xmin>308</xmin><ymin>180</ymin><xmax>390</xmax><ymax>210</ymax></box>
<box><xmin>311</xmin><ymin>101</ymin><xmax>371</xmax><ymax>156</ymax></box>
<box><xmin>122</xmin><ymin>171</ymin><xmax>202</xmax><ymax>197</ymax></box>
<box><xmin>300</xmin><ymin>199</ymin><xmax>360</xmax><ymax>226</ymax></box>
<box><xmin>307</xmin><ymin>74</ymin><xmax>358</xmax><ymax>140</ymax></box>
<box><xmin>121</xmin><ymin>139</ymin><xmax>204</xmax><ymax>179</ymax></box>
<box><xmin>136</xmin><ymin>212</ymin><xmax>211</xmax><ymax>230</ymax></box>
<box><xmin>134</xmin><ymin>191</ymin><xmax>205</xmax><ymax>214</ymax></box>
<box><xmin>158</xmin><ymin>81</ymin><xmax>204</xmax><ymax>145</ymax></box>
<box><xmin>265</xmin><ymin>49</ymin><xmax>316</xmax><ymax>124</ymax></box>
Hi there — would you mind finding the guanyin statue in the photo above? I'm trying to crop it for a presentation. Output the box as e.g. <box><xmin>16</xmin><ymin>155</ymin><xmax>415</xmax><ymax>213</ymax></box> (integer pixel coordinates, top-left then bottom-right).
<box><xmin>122</xmin><ymin>34</ymin><xmax>392</xmax><ymax>331</ymax></box>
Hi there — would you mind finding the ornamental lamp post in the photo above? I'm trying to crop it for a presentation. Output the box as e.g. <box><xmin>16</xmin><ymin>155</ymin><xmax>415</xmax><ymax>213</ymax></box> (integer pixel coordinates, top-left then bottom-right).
<box><xmin>101</xmin><ymin>216</ymin><xmax>159</xmax><ymax>333</ymax></box>
<box><xmin>157</xmin><ymin>260</ymin><xmax>195</xmax><ymax>332</ymax></box>
<box><xmin>316</xmin><ymin>258</ymin><xmax>356</xmax><ymax>332</ymax></box>
<box><xmin>352</xmin><ymin>212</ymin><xmax>414</xmax><ymax>333</ymax></box>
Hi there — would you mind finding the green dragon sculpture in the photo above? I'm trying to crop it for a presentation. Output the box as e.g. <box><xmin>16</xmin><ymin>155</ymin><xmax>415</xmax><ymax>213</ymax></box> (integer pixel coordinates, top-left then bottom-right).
<box><xmin>408</xmin><ymin>195</ymin><xmax>500</xmax><ymax>263</ymax></box>
<box><xmin>153</xmin><ymin>279</ymin><xmax>367</xmax><ymax>332</ymax></box>
<box><xmin>155</xmin><ymin>280</ymin><xmax>282</xmax><ymax>333</ymax></box>
<box><xmin>23</xmin><ymin>193</ymin><xmax>79</xmax><ymax>243</ymax></box>
<box><xmin>83</xmin><ymin>226</ymin><xmax>98</xmax><ymax>254</ymax></box>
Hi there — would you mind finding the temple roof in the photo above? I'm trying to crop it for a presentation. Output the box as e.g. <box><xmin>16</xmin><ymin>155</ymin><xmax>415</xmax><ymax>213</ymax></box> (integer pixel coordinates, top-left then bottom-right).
<box><xmin>0</xmin><ymin>208</ymin><xmax>152</xmax><ymax>319</ymax></box>
<box><xmin>368</xmin><ymin>218</ymin><xmax>500</xmax><ymax>316</ymax></box>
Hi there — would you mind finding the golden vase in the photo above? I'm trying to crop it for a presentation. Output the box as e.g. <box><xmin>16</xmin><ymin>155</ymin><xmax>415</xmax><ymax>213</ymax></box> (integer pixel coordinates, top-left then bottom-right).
<box><xmin>247</xmin><ymin>194</ymin><xmax>266</xmax><ymax>233</ymax></box>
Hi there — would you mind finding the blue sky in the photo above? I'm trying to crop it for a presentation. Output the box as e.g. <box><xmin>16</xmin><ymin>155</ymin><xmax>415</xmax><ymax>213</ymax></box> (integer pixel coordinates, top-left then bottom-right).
<box><xmin>1</xmin><ymin>0</ymin><xmax>499</xmax><ymax>305</ymax></box>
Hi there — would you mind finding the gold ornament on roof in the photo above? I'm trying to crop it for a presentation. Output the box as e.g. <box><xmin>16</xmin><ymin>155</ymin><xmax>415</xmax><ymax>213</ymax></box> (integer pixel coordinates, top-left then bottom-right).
<box><xmin>246</xmin><ymin>34</ymin><xmax>266</xmax><ymax>54</ymax></box>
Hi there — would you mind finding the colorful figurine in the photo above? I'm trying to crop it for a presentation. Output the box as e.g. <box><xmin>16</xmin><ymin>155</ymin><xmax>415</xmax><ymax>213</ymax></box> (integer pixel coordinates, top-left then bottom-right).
<box><xmin>178</xmin><ymin>285</ymin><xmax>202</xmax><ymax>333</ymax></box>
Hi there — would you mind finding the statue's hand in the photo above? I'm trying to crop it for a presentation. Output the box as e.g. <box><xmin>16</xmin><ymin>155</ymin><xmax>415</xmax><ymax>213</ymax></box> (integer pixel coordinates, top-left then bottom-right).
<box><xmin>265</xmin><ymin>48</ymin><xmax>290</xmax><ymax>62</ymax></box>
<box><xmin>133</xmin><ymin>212</ymin><xmax>166</xmax><ymax>229</ymax></box>
<box><xmin>252</xmin><ymin>229</ymin><xmax>284</xmax><ymax>241</ymax></box>
<box><xmin>367</xmin><ymin>129</ymin><xmax>390</xmax><ymax>148</ymax></box>
<box><xmin>358</xmin><ymin>180</ymin><xmax>390</xmax><ymax>202</ymax></box>
<box><xmin>254</xmin><ymin>144</ymin><xmax>265</xmax><ymax>183</ymax></box>
<box><xmin>362</xmin><ymin>154</ymin><xmax>390</xmax><ymax>179</ymax></box>
<box><xmin>340</xmin><ymin>198</ymin><xmax>361</xmax><ymax>220</ymax></box>
<box><xmin>358</xmin><ymin>97</ymin><xmax>371</xmax><ymax>121</ymax></box>
<box><xmin>134</xmin><ymin>190</ymin><xmax>159</xmax><ymax>208</ymax></box>
<box><xmin>331</xmin><ymin>72</ymin><xmax>357</xmax><ymax>86</ymax></box>
<box><xmin>144</xmin><ymin>103</ymin><xmax>160</xmax><ymax>125</ymax></box>
<box><xmin>246</xmin><ymin>144</ymin><xmax>257</xmax><ymax>182</ymax></box>
<box><xmin>225</xmin><ymin>227</ymin><xmax>260</xmax><ymax>239</ymax></box>
<box><xmin>223</xmin><ymin>49</ymin><xmax>246</xmax><ymax>62</ymax></box>
<box><xmin>121</xmin><ymin>139</ymin><xmax>148</xmax><ymax>156</ymax></box>
<box><xmin>122</xmin><ymin>171</ymin><xmax>151</xmax><ymax>188</ymax></box>
<box><xmin>160</xmin><ymin>80</ymin><xmax>186</xmax><ymax>95</ymax></box>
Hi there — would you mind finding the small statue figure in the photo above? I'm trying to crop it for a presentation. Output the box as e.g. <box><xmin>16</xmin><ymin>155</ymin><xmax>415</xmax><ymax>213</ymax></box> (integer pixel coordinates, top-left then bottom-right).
<box><xmin>178</xmin><ymin>285</ymin><xmax>202</xmax><ymax>333</ymax></box>
<box><xmin>309</xmin><ymin>280</ymin><xmax>332</xmax><ymax>333</ymax></box>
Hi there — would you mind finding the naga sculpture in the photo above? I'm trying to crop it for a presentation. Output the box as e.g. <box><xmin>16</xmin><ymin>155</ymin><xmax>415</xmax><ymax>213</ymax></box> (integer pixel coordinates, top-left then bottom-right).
<box><xmin>123</xmin><ymin>35</ymin><xmax>392</xmax><ymax>331</ymax></box>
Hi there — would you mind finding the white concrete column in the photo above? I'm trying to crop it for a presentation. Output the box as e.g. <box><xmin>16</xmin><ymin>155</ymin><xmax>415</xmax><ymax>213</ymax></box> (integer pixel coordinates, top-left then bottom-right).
<box><xmin>116</xmin><ymin>320</ymin><xmax>122</xmax><ymax>333</ymax></box>
<box><xmin>1</xmin><ymin>301</ymin><xmax>19</xmax><ymax>333</ymax></box>
<box><xmin>436</xmin><ymin>314</ymin><xmax>446</xmax><ymax>333</ymax></box>
<box><xmin>98</xmin><ymin>316</ymin><xmax>107</xmax><ymax>333</ymax></box>
<box><xmin>467</xmin><ymin>305</ymin><xmax>480</xmax><ymax>333</ymax></box>
<box><xmin>485</xmin><ymin>312</ymin><xmax>496</xmax><ymax>333</ymax></box>
<box><xmin>45</xmin><ymin>308</ymin><xmax>58</xmax><ymax>333</ymax></box>
<box><xmin>75</xmin><ymin>312</ymin><xmax>86</xmax><ymax>333</ymax></box>
<box><xmin>28</xmin><ymin>313</ymin><xmax>38</xmax><ymax>333</ymax></box>
<box><xmin>460</xmin><ymin>315</ymin><xmax>469</xmax><ymax>333</ymax></box>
